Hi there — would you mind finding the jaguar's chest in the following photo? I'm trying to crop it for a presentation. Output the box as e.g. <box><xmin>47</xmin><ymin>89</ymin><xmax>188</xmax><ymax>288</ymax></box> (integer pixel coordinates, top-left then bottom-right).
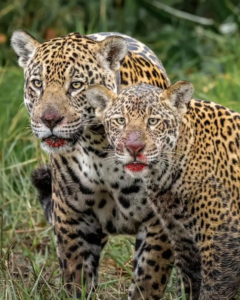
<box><xmin>148</xmin><ymin>180</ymin><xmax>196</xmax><ymax>241</ymax></box>
<box><xmin>51</xmin><ymin>142</ymin><xmax>150</xmax><ymax>234</ymax></box>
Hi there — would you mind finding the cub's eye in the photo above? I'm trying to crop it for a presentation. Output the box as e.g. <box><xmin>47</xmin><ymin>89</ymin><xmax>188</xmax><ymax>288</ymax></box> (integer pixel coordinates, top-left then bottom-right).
<box><xmin>71</xmin><ymin>82</ymin><xmax>83</xmax><ymax>89</ymax></box>
<box><xmin>148</xmin><ymin>118</ymin><xmax>160</xmax><ymax>126</ymax></box>
<box><xmin>115</xmin><ymin>117</ymin><xmax>125</xmax><ymax>125</ymax></box>
<box><xmin>33</xmin><ymin>80</ymin><xmax>42</xmax><ymax>88</ymax></box>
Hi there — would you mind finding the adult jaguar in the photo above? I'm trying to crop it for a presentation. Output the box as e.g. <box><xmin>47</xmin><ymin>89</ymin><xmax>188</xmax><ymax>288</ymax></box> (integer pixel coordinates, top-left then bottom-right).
<box><xmin>11</xmin><ymin>30</ymin><xmax>173</xmax><ymax>299</ymax></box>
<box><xmin>87</xmin><ymin>82</ymin><xmax>240</xmax><ymax>299</ymax></box>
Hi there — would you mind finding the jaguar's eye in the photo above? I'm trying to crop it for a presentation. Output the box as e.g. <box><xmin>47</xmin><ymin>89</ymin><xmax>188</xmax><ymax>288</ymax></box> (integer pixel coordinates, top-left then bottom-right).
<box><xmin>148</xmin><ymin>118</ymin><xmax>159</xmax><ymax>126</ymax></box>
<box><xmin>116</xmin><ymin>117</ymin><xmax>125</xmax><ymax>125</ymax></box>
<box><xmin>71</xmin><ymin>82</ymin><xmax>83</xmax><ymax>89</ymax></box>
<box><xmin>33</xmin><ymin>80</ymin><xmax>42</xmax><ymax>88</ymax></box>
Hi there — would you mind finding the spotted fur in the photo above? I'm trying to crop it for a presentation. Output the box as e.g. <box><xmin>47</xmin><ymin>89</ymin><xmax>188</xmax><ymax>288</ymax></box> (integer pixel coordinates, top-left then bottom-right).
<box><xmin>11</xmin><ymin>30</ymin><xmax>173</xmax><ymax>299</ymax></box>
<box><xmin>89</xmin><ymin>82</ymin><xmax>240</xmax><ymax>300</ymax></box>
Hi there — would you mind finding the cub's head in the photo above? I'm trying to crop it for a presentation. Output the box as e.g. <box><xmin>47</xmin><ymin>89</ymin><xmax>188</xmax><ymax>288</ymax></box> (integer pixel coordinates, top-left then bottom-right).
<box><xmin>86</xmin><ymin>81</ymin><xmax>193</xmax><ymax>176</ymax></box>
<box><xmin>11</xmin><ymin>30</ymin><xmax>127</xmax><ymax>153</ymax></box>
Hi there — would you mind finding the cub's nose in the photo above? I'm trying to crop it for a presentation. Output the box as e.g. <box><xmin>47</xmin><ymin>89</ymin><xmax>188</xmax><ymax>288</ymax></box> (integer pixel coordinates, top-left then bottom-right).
<box><xmin>41</xmin><ymin>111</ymin><xmax>64</xmax><ymax>131</ymax></box>
<box><xmin>126</xmin><ymin>141</ymin><xmax>145</xmax><ymax>157</ymax></box>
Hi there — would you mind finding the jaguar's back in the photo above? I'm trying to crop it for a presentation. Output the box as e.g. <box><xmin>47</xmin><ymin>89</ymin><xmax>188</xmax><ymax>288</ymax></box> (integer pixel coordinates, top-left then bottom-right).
<box><xmin>89</xmin><ymin>32</ymin><xmax>170</xmax><ymax>89</ymax></box>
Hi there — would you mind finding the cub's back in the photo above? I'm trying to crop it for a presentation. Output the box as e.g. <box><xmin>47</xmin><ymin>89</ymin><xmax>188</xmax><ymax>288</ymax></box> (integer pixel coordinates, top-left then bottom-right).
<box><xmin>185</xmin><ymin>99</ymin><xmax>240</xmax><ymax>184</ymax></box>
<box><xmin>188</xmin><ymin>99</ymin><xmax>240</xmax><ymax>149</ymax></box>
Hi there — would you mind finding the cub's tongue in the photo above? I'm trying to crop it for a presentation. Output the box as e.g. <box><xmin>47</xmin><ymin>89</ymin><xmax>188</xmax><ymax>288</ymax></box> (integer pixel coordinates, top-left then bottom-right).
<box><xmin>125</xmin><ymin>163</ymin><xmax>146</xmax><ymax>172</ymax></box>
<box><xmin>45</xmin><ymin>138</ymin><xmax>67</xmax><ymax>148</ymax></box>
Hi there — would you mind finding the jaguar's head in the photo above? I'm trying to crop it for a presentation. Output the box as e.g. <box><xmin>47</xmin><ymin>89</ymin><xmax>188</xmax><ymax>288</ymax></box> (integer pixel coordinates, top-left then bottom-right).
<box><xmin>11</xmin><ymin>30</ymin><xmax>128</xmax><ymax>153</ymax></box>
<box><xmin>86</xmin><ymin>81</ymin><xmax>193</xmax><ymax>176</ymax></box>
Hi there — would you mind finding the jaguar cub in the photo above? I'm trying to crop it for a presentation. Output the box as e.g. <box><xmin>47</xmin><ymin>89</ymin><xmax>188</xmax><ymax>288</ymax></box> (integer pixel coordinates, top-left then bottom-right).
<box><xmin>87</xmin><ymin>82</ymin><xmax>240</xmax><ymax>300</ymax></box>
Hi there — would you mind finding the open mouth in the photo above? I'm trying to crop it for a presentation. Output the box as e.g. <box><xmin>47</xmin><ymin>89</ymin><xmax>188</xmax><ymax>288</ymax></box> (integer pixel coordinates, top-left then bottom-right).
<box><xmin>42</xmin><ymin>135</ymin><xmax>71</xmax><ymax>148</ymax></box>
<box><xmin>125</xmin><ymin>162</ymin><xmax>148</xmax><ymax>172</ymax></box>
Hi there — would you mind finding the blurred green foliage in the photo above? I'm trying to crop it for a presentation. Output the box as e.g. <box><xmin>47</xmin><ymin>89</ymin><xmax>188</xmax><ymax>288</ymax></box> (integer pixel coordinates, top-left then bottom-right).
<box><xmin>1</xmin><ymin>0</ymin><xmax>240</xmax><ymax>79</ymax></box>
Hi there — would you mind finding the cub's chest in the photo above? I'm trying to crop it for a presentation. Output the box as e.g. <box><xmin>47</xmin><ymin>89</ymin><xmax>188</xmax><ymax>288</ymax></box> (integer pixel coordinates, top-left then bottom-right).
<box><xmin>148</xmin><ymin>189</ymin><xmax>196</xmax><ymax>240</ymax></box>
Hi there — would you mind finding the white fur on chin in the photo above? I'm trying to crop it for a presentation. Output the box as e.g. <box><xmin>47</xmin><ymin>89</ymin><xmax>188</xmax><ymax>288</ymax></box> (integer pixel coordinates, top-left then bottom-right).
<box><xmin>40</xmin><ymin>141</ymin><xmax>73</xmax><ymax>154</ymax></box>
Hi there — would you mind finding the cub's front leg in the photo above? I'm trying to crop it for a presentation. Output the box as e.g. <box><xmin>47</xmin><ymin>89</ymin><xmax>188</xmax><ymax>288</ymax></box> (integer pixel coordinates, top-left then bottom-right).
<box><xmin>198</xmin><ymin>219</ymin><xmax>240</xmax><ymax>300</ymax></box>
<box><xmin>52</xmin><ymin>194</ymin><xmax>108</xmax><ymax>297</ymax></box>
<box><xmin>173</xmin><ymin>239</ymin><xmax>202</xmax><ymax>300</ymax></box>
<box><xmin>189</xmin><ymin>182</ymin><xmax>240</xmax><ymax>300</ymax></box>
<box><xmin>129</xmin><ymin>213</ymin><xmax>174</xmax><ymax>300</ymax></box>
<box><xmin>149</xmin><ymin>191</ymin><xmax>202</xmax><ymax>300</ymax></box>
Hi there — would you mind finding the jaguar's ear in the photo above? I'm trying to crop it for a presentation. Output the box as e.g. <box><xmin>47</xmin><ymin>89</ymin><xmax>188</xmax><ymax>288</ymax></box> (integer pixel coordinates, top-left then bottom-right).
<box><xmin>86</xmin><ymin>85</ymin><xmax>117</xmax><ymax>120</ymax></box>
<box><xmin>161</xmin><ymin>81</ymin><xmax>194</xmax><ymax>114</ymax></box>
<box><xmin>11</xmin><ymin>30</ymin><xmax>40</xmax><ymax>68</ymax></box>
<box><xmin>97</xmin><ymin>36</ymin><xmax>128</xmax><ymax>72</ymax></box>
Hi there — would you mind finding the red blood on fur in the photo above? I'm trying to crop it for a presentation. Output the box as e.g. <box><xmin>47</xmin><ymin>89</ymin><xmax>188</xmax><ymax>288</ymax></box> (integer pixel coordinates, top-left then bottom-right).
<box><xmin>125</xmin><ymin>163</ymin><xmax>146</xmax><ymax>172</ymax></box>
<box><xmin>45</xmin><ymin>139</ymin><xmax>67</xmax><ymax>147</ymax></box>
<box><xmin>137</xmin><ymin>153</ymin><xmax>147</xmax><ymax>160</ymax></box>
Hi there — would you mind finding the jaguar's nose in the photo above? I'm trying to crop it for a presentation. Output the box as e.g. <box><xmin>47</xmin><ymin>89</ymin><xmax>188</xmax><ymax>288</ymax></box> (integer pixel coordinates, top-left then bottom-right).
<box><xmin>126</xmin><ymin>140</ymin><xmax>145</xmax><ymax>158</ymax></box>
<box><xmin>41</xmin><ymin>110</ymin><xmax>64</xmax><ymax>131</ymax></box>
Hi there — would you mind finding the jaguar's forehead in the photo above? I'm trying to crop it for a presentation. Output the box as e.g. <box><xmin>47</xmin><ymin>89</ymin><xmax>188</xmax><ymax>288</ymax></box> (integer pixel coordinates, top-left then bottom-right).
<box><xmin>113</xmin><ymin>84</ymin><xmax>164</xmax><ymax>116</ymax></box>
<box><xmin>36</xmin><ymin>33</ymin><xmax>98</xmax><ymax>58</ymax></box>
<box><xmin>29</xmin><ymin>33</ymin><xmax>100</xmax><ymax>80</ymax></box>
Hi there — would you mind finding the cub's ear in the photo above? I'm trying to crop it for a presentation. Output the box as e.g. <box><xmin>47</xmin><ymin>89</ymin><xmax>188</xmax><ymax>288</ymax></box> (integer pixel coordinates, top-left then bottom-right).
<box><xmin>161</xmin><ymin>81</ymin><xmax>194</xmax><ymax>112</ymax></box>
<box><xmin>97</xmin><ymin>36</ymin><xmax>128</xmax><ymax>72</ymax></box>
<box><xmin>86</xmin><ymin>85</ymin><xmax>117</xmax><ymax>119</ymax></box>
<box><xmin>11</xmin><ymin>30</ymin><xmax>40</xmax><ymax>68</ymax></box>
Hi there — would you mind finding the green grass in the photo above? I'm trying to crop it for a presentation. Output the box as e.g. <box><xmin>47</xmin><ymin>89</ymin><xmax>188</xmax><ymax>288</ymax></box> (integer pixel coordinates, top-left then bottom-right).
<box><xmin>1</xmin><ymin>37</ymin><xmax>240</xmax><ymax>299</ymax></box>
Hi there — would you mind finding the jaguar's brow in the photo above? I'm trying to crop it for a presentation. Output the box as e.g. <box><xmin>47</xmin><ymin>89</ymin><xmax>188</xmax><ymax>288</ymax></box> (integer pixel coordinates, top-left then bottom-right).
<box><xmin>32</xmin><ymin>66</ymin><xmax>43</xmax><ymax>77</ymax></box>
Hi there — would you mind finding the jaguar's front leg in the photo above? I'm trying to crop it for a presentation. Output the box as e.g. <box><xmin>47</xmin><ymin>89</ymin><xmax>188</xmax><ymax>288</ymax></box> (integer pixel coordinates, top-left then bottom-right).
<box><xmin>129</xmin><ymin>213</ymin><xmax>174</xmax><ymax>300</ymax></box>
<box><xmin>53</xmin><ymin>197</ymin><xmax>107</xmax><ymax>298</ymax></box>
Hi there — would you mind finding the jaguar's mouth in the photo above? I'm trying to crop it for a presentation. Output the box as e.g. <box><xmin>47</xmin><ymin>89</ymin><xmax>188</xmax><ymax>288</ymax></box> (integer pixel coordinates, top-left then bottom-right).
<box><xmin>42</xmin><ymin>135</ymin><xmax>74</xmax><ymax>148</ymax></box>
<box><xmin>125</xmin><ymin>162</ymin><xmax>148</xmax><ymax>172</ymax></box>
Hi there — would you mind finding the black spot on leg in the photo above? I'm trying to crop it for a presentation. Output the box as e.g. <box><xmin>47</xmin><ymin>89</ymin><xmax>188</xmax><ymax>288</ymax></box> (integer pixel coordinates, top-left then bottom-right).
<box><xmin>121</xmin><ymin>185</ymin><xmax>140</xmax><ymax>194</ymax></box>
<box><xmin>63</xmin><ymin>259</ymin><xmax>67</xmax><ymax>269</ymax></box>
<box><xmin>60</xmin><ymin>227</ymin><xmax>68</xmax><ymax>234</ymax></box>
<box><xmin>57</xmin><ymin>233</ymin><xmax>63</xmax><ymax>244</ymax></box>
<box><xmin>86</xmin><ymin>199</ymin><xmax>95</xmax><ymax>206</ymax></box>
<box><xmin>59</xmin><ymin>258</ymin><xmax>63</xmax><ymax>269</ymax></box>
<box><xmin>111</xmin><ymin>182</ymin><xmax>119</xmax><ymax>189</ymax></box>
<box><xmin>76</xmin><ymin>263</ymin><xmax>83</xmax><ymax>270</ymax></box>
<box><xmin>106</xmin><ymin>220</ymin><xmax>116</xmax><ymax>233</ymax></box>
<box><xmin>69</xmin><ymin>244</ymin><xmax>79</xmax><ymax>252</ymax></box>
<box><xmin>152</xmin><ymin>282</ymin><xmax>159</xmax><ymax>290</ymax></box>
<box><xmin>161</xmin><ymin>274</ymin><xmax>167</xmax><ymax>284</ymax></box>
<box><xmin>138</xmin><ymin>266</ymin><xmax>144</xmax><ymax>276</ymax></box>
<box><xmin>119</xmin><ymin>195</ymin><xmax>130</xmax><ymax>208</ymax></box>
<box><xmin>162</xmin><ymin>249</ymin><xmax>172</xmax><ymax>260</ymax></box>
<box><xmin>154</xmin><ymin>265</ymin><xmax>160</xmax><ymax>272</ymax></box>
<box><xmin>147</xmin><ymin>259</ymin><xmax>156</xmax><ymax>266</ymax></box>
<box><xmin>98</xmin><ymin>199</ymin><xmax>107</xmax><ymax>208</ymax></box>
<box><xmin>160</xmin><ymin>234</ymin><xmax>168</xmax><ymax>242</ymax></box>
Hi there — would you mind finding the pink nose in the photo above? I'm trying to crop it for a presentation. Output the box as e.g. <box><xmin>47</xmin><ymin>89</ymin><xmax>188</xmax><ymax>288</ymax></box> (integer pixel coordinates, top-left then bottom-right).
<box><xmin>41</xmin><ymin>112</ymin><xmax>64</xmax><ymax>130</ymax></box>
<box><xmin>125</xmin><ymin>140</ymin><xmax>145</xmax><ymax>157</ymax></box>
